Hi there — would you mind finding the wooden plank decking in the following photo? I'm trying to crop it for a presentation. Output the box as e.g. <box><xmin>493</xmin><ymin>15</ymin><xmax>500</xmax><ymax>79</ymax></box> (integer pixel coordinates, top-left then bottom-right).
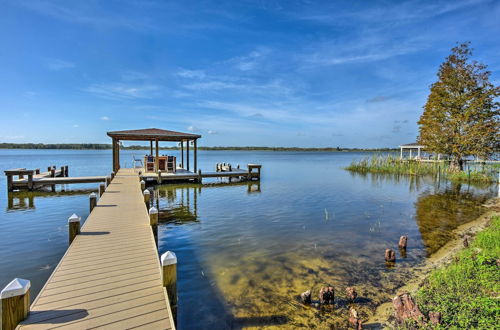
<box><xmin>18</xmin><ymin>168</ymin><xmax>174</xmax><ymax>329</ymax></box>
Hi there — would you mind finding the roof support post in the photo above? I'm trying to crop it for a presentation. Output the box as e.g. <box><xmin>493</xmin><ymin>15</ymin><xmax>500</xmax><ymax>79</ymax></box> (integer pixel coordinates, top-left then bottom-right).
<box><xmin>194</xmin><ymin>139</ymin><xmax>197</xmax><ymax>173</ymax></box>
<box><xmin>181</xmin><ymin>140</ymin><xmax>184</xmax><ymax>169</ymax></box>
<box><xmin>400</xmin><ymin>147</ymin><xmax>403</xmax><ymax>159</ymax></box>
<box><xmin>112</xmin><ymin>138</ymin><xmax>118</xmax><ymax>173</ymax></box>
<box><xmin>186</xmin><ymin>140</ymin><xmax>190</xmax><ymax>172</ymax></box>
<box><xmin>155</xmin><ymin>139</ymin><xmax>159</xmax><ymax>173</ymax></box>
<box><xmin>150</xmin><ymin>141</ymin><xmax>153</xmax><ymax>155</ymax></box>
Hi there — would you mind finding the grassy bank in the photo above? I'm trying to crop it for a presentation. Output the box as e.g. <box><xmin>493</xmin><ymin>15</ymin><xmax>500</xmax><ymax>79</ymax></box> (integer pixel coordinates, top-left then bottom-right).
<box><xmin>345</xmin><ymin>155</ymin><xmax>498</xmax><ymax>183</ymax></box>
<box><xmin>415</xmin><ymin>215</ymin><xmax>499</xmax><ymax>329</ymax></box>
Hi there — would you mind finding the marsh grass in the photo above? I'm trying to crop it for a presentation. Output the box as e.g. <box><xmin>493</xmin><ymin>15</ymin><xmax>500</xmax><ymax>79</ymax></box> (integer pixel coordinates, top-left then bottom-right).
<box><xmin>345</xmin><ymin>155</ymin><xmax>497</xmax><ymax>183</ymax></box>
<box><xmin>416</xmin><ymin>216</ymin><xmax>500</xmax><ymax>329</ymax></box>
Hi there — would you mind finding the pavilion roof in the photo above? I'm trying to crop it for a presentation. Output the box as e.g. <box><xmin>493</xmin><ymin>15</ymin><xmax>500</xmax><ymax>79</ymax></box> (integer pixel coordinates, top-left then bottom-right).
<box><xmin>107</xmin><ymin>128</ymin><xmax>201</xmax><ymax>141</ymax></box>
<box><xmin>399</xmin><ymin>142</ymin><xmax>425</xmax><ymax>148</ymax></box>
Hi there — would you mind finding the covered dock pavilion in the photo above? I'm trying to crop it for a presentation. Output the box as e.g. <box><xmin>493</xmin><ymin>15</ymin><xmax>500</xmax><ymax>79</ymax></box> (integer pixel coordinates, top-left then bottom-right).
<box><xmin>399</xmin><ymin>142</ymin><xmax>425</xmax><ymax>160</ymax></box>
<box><xmin>107</xmin><ymin>128</ymin><xmax>201</xmax><ymax>173</ymax></box>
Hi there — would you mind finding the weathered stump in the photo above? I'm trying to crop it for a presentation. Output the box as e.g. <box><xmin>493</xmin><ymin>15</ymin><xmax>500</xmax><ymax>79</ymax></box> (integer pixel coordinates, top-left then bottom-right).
<box><xmin>300</xmin><ymin>290</ymin><xmax>311</xmax><ymax>304</ymax></box>
<box><xmin>463</xmin><ymin>235</ymin><xmax>471</xmax><ymax>248</ymax></box>
<box><xmin>348</xmin><ymin>307</ymin><xmax>363</xmax><ymax>329</ymax></box>
<box><xmin>429</xmin><ymin>311</ymin><xmax>442</xmax><ymax>325</ymax></box>
<box><xmin>385</xmin><ymin>249</ymin><xmax>396</xmax><ymax>262</ymax></box>
<box><xmin>319</xmin><ymin>286</ymin><xmax>334</xmax><ymax>304</ymax></box>
<box><xmin>398</xmin><ymin>235</ymin><xmax>408</xmax><ymax>249</ymax></box>
<box><xmin>346</xmin><ymin>287</ymin><xmax>357</xmax><ymax>301</ymax></box>
<box><xmin>392</xmin><ymin>293</ymin><xmax>426</xmax><ymax>325</ymax></box>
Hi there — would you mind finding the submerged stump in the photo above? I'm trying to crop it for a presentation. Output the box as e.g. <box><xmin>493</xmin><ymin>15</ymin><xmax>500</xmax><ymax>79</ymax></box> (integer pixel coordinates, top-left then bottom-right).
<box><xmin>348</xmin><ymin>307</ymin><xmax>363</xmax><ymax>329</ymax></box>
<box><xmin>346</xmin><ymin>287</ymin><xmax>357</xmax><ymax>301</ymax></box>
<box><xmin>385</xmin><ymin>249</ymin><xmax>396</xmax><ymax>262</ymax></box>
<box><xmin>299</xmin><ymin>290</ymin><xmax>311</xmax><ymax>305</ymax></box>
<box><xmin>398</xmin><ymin>235</ymin><xmax>408</xmax><ymax>249</ymax></box>
<box><xmin>319</xmin><ymin>286</ymin><xmax>334</xmax><ymax>304</ymax></box>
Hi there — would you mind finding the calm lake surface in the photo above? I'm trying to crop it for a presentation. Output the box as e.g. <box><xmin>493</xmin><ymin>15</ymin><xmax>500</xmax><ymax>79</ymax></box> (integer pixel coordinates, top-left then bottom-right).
<box><xmin>0</xmin><ymin>149</ymin><xmax>497</xmax><ymax>328</ymax></box>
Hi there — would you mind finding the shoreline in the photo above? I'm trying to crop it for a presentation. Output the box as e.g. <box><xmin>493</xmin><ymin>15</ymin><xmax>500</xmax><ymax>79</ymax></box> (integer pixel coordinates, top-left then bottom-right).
<box><xmin>367</xmin><ymin>196</ymin><xmax>500</xmax><ymax>328</ymax></box>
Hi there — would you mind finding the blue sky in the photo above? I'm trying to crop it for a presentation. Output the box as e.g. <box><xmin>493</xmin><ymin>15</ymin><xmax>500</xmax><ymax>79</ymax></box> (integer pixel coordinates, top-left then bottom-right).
<box><xmin>0</xmin><ymin>0</ymin><xmax>499</xmax><ymax>147</ymax></box>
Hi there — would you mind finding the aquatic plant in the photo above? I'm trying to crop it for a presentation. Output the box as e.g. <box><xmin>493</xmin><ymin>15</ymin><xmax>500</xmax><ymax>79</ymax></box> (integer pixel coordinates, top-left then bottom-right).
<box><xmin>345</xmin><ymin>155</ymin><xmax>497</xmax><ymax>183</ymax></box>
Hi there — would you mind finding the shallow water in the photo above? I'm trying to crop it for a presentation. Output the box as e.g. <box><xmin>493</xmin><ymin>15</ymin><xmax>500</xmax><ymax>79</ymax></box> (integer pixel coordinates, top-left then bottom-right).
<box><xmin>0</xmin><ymin>150</ymin><xmax>496</xmax><ymax>329</ymax></box>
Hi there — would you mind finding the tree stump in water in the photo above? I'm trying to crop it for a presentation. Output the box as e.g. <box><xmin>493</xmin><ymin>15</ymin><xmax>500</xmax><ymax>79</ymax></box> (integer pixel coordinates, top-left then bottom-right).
<box><xmin>429</xmin><ymin>311</ymin><xmax>442</xmax><ymax>325</ymax></box>
<box><xmin>385</xmin><ymin>249</ymin><xmax>396</xmax><ymax>262</ymax></box>
<box><xmin>392</xmin><ymin>293</ymin><xmax>426</xmax><ymax>325</ymax></box>
<box><xmin>346</xmin><ymin>287</ymin><xmax>357</xmax><ymax>301</ymax></box>
<box><xmin>398</xmin><ymin>235</ymin><xmax>408</xmax><ymax>249</ymax></box>
<box><xmin>319</xmin><ymin>286</ymin><xmax>334</xmax><ymax>304</ymax></box>
<box><xmin>300</xmin><ymin>290</ymin><xmax>311</xmax><ymax>304</ymax></box>
<box><xmin>348</xmin><ymin>307</ymin><xmax>363</xmax><ymax>329</ymax></box>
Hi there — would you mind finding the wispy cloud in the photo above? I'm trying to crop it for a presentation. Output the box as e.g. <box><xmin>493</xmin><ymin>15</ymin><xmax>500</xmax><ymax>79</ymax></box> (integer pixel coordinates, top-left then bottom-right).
<box><xmin>46</xmin><ymin>58</ymin><xmax>74</xmax><ymax>71</ymax></box>
<box><xmin>100</xmin><ymin>116</ymin><xmax>110</xmax><ymax>121</ymax></box>
<box><xmin>84</xmin><ymin>83</ymin><xmax>161</xmax><ymax>100</ymax></box>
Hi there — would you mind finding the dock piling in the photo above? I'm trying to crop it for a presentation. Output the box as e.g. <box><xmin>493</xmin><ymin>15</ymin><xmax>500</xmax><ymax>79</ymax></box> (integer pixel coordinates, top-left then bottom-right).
<box><xmin>35</xmin><ymin>168</ymin><xmax>40</xmax><ymax>175</ymax></box>
<box><xmin>50</xmin><ymin>168</ymin><xmax>55</xmax><ymax>178</ymax></box>
<box><xmin>144</xmin><ymin>189</ymin><xmax>151</xmax><ymax>210</ymax></box>
<box><xmin>1</xmin><ymin>278</ymin><xmax>31</xmax><ymax>330</ymax></box>
<box><xmin>89</xmin><ymin>192</ymin><xmax>97</xmax><ymax>212</ymax></box>
<box><xmin>105</xmin><ymin>176</ymin><xmax>111</xmax><ymax>186</ymax></box>
<box><xmin>161</xmin><ymin>251</ymin><xmax>177</xmax><ymax>321</ymax></box>
<box><xmin>99</xmin><ymin>183</ymin><xmax>105</xmax><ymax>197</ymax></box>
<box><xmin>158</xmin><ymin>170</ymin><xmax>162</xmax><ymax>184</ymax></box>
<box><xmin>68</xmin><ymin>213</ymin><xmax>81</xmax><ymax>245</ymax></box>
<box><xmin>140</xmin><ymin>180</ymin><xmax>146</xmax><ymax>191</ymax></box>
<box><xmin>60</xmin><ymin>166</ymin><xmax>65</xmax><ymax>177</ymax></box>
<box><xmin>110</xmin><ymin>171</ymin><xmax>115</xmax><ymax>180</ymax></box>
<box><xmin>27</xmin><ymin>172</ymin><xmax>33</xmax><ymax>191</ymax></box>
<box><xmin>64</xmin><ymin>165</ymin><xmax>69</xmax><ymax>177</ymax></box>
<box><xmin>198</xmin><ymin>169</ymin><xmax>202</xmax><ymax>183</ymax></box>
<box><xmin>149</xmin><ymin>206</ymin><xmax>158</xmax><ymax>243</ymax></box>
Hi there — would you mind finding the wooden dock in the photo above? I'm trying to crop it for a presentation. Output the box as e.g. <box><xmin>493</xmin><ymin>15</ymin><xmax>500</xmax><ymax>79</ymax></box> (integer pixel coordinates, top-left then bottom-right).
<box><xmin>16</xmin><ymin>168</ymin><xmax>175</xmax><ymax>329</ymax></box>
<box><xmin>5</xmin><ymin>166</ymin><xmax>107</xmax><ymax>192</ymax></box>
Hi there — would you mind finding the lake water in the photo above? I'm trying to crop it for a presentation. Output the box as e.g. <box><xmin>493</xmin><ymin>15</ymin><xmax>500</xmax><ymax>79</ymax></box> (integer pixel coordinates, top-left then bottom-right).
<box><xmin>0</xmin><ymin>150</ymin><xmax>497</xmax><ymax>328</ymax></box>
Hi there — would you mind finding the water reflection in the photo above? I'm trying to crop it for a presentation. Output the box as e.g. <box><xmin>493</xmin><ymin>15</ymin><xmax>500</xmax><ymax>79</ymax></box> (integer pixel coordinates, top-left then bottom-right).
<box><xmin>7</xmin><ymin>190</ymin><xmax>94</xmax><ymax>211</ymax></box>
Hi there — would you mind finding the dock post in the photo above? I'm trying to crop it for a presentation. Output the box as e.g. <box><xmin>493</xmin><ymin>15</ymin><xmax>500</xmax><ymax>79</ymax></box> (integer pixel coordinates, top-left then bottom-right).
<box><xmin>161</xmin><ymin>251</ymin><xmax>177</xmax><ymax>322</ymax></box>
<box><xmin>140</xmin><ymin>180</ymin><xmax>146</xmax><ymax>191</ymax></box>
<box><xmin>158</xmin><ymin>170</ymin><xmax>162</xmax><ymax>184</ymax></box>
<box><xmin>7</xmin><ymin>174</ymin><xmax>13</xmax><ymax>192</ymax></box>
<box><xmin>50</xmin><ymin>168</ymin><xmax>55</xmax><ymax>178</ymax></box>
<box><xmin>105</xmin><ymin>176</ymin><xmax>111</xmax><ymax>186</ymax></box>
<box><xmin>198</xmin><ymin>169</ymin><xmax>202</xmax><ymax>184</ymax></box>
<box><xmin>99</xmin><ymin>183</ymin><xmax>105</xmax><ymax>197</ymax></box>
<box><xmin>143</xmin><ymin>189</ymin><xmax>150</xmax><ymax>210</ymax></box>
<box><xmin>60</xmin><ymin>166</ymin><xmax>65</xmax><ymax>177</ymax></box>
<box><xmin>35</xmin><ymin>168</ymin><xmax>40</xmax><ymax>175</ymax></box>
<box><xmin>110</xmin><ymin>171</ymin><xmax>115</xmax><ymax>180</ymax></box>
<box><xmin>149</xmin><ymin>206</ymin><xmax>158</xmax><ymax>244</ymax></box>
<box><xmin>89</xmin><ymin>192</ymin><xmax>97</xmax><ymax>212</ymax></box>
<box><xmin>64</xmin><ymin>165</ymin><xmax>69</xmax><ymax>177</ymax></box>
<box><xmin>68</xmin><ymin>213</ymin><xmax>81</xmax><ymax>245</ymax></box>
<box><xmin>47</xmin><ymin>166</ymin><xmax>51</xmax><ymax>173</ymax></box>
<box><xmin>27</xmin><ymin>172</ymin><xmax>33</xmax><ymax>191</ymax></box>
<box><xmin>1</xmin><ymin>278</ymin><xmax>31</xmax><ymax>330</ymax></box>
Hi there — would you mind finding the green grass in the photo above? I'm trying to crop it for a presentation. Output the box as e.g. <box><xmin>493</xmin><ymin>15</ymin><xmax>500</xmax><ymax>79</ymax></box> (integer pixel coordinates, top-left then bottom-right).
<box><xmin>415</xmin><ymin>216</ymin><xmax>500</xmax><ymax>329</ymax></box>
<box><xmin>345</xmin><ymin>155</ymin><xmax>497</xmax><ymax>183</ymax></box>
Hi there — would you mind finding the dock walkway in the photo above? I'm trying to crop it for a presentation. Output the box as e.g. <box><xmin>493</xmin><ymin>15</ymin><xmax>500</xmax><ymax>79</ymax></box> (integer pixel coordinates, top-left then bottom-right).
<box><xmin>19</xmin><ymin>168</ymin><xmax>174</xmax><ymax>329</ymax></box>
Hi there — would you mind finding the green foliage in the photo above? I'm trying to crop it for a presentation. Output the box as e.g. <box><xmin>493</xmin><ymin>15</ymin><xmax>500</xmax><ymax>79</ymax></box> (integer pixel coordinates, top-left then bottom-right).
<box><xmin>345</xmin><ymin>155</ymin><xmax>497</xmax><ymax>183</ymax></box>
<box><xmin>418</xmin><ymin>42</ymin><xmax>500</xmax><ymax>170</ymax></box>
<box><xmin>416</xmin><ymin>216</ymin><xmax>500</xmax><ymax>329</ymax></box>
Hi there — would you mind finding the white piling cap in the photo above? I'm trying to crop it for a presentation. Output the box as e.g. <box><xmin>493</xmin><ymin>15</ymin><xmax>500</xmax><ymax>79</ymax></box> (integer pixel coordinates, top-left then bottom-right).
<box><xmin>68</xmin><ymin>213</ymin><xmax>81</xmax><ymax>223</ymax></box>
<box><xmin>161</xmin><ymin>251</ymin><xmax>177</xmax><ymax>266</ymax></box>
<box><xmin>89</xmin><ymin>192</ymin><xmax>97</xmax><ymax>198</ymax></box>
<box><xmin>149</xmin><ymin>206</ymin><xmax>158</xmax><ymax>214</ymax></box>
<box><xmin>143</xmin><ymin>189</ymin><xmax>150</xmax><ymax>195</ymax></box>
<box><xmin>140</xmin><ymin>180</ymin><xmax>145</xmax><ymax>184</ymax></box>
<box><xmin>0</xmin><ymin>278</ymin><xmax>31</xmax><ymax>299</ymax></box>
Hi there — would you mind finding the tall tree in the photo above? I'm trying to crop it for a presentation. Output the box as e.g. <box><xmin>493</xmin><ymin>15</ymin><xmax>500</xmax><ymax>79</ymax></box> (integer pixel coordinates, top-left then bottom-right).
<box><xmin>418</xmin><ymin>42</ymin><xmax>499</xmax><ymax>171</ymax></box>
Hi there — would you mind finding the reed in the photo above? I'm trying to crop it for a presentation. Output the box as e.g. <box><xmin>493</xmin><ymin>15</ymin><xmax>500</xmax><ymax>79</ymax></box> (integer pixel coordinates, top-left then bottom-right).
<box><xmin>345</xmin><ymin>155</ymin><xmax>497</xmax><ymax>183</ymax></box>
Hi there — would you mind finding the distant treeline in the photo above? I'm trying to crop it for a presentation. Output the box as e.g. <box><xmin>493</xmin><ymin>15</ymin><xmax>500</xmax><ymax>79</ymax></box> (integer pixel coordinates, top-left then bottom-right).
<box><xmin>0</xmin><ymin>143</ymin><xmax>398</xmax><ymax>152</ymax></box>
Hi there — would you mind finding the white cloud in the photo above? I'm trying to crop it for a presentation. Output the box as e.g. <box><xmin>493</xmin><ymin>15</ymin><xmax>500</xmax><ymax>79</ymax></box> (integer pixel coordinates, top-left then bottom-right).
<box><xmin>84</xmin><ymin>83</ymin><xmax>160</xmax><ymax>100</ymax></box>
<box><xmin>46</xmin><ymin>59</ymin><xmax>75</xmax><ymax>71</ymax></box>
<box><xmin>73</xmin><ymin>124</ymin><xmax>79</xmax><ymax>128</ymax></box>
<box><xmin>187</xmin><ymin>125</ymin><xmax>199</xmax><ymax>132</ymax></box>
<box><xmin>207</xmin><ymin>130</ymin><xmax>218</xmax><ymax>134</ymax></box>
<box><xmin>100</xmin><ymin>116</ymin><xmax>110</xmax><ymax>121</ymax></box>
<box><xmin>176</xmin><ymin>69</ymin><xmax>206</xmax><ymax>79</ymax></box>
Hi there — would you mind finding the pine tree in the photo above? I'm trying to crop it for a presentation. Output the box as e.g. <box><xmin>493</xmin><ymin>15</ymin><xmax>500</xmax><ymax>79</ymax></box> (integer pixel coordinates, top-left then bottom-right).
<box><xmin>418</xmin><ymin>42</ymin><xmax>499</xmax><ymax>171</ymax></box>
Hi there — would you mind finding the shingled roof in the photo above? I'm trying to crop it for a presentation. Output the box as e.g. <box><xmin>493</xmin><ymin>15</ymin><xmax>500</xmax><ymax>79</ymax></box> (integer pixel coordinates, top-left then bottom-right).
<box><xmin>107</xmin><ymin>128</ymin><xmax>201</xmax><ymax>141</ymax></box>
